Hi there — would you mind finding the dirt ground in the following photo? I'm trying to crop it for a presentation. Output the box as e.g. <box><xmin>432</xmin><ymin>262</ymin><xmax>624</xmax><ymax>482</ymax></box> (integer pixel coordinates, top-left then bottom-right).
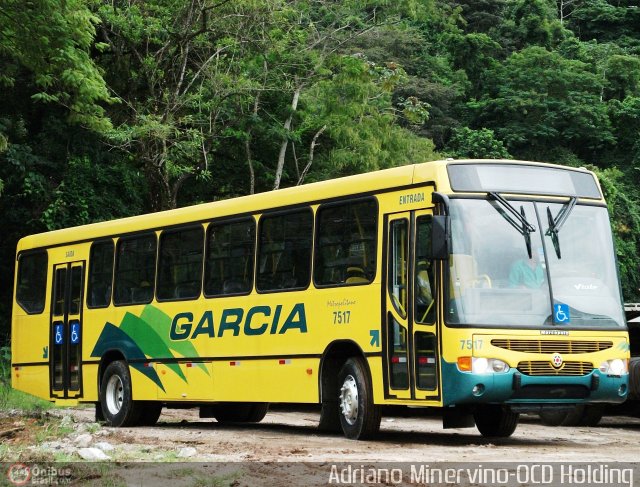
<box><xmin>138</xmin><ymin>409</ymin><xmax>640</xmax><ymax>462</ymax></box>
<box><xmin>3</xmin><ymin>406</ymin><xmax>640</xmax><ymax>485</ymax></box>
<box><xmin>44</xmin><ymin>406</ymin><xmax>640</xmax><ymax>461</ymax></box>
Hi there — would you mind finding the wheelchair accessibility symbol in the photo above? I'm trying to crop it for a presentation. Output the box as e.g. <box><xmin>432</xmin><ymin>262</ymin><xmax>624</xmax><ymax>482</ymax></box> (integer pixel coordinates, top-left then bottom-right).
<box><xmin>54</xmin><ymin>324</ymin><xmax>64</xmax><ymax>345</ymax></box>
<box><xmin>554</xmin><ymin>303</ymin><xmax>570</xmax><ymax>324</ymax></box>
<box><xmin>70</xmin><ymin>322</ymin><xmax>80</xmax><ymax>344</ymax></box>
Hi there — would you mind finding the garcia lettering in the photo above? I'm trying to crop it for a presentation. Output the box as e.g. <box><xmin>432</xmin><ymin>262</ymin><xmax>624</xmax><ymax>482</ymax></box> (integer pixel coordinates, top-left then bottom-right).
<box><xmin>170</xmin><ymin>303</ymin><xmax>308</xmax><ymax>340</ymax></box>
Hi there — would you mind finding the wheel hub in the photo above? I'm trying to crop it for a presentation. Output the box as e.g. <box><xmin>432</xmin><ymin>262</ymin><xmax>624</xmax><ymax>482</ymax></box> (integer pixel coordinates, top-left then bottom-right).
<box><xmin>105</xmin><ymin>375</ymin><xmax>124</xmax><ymax>415</ymax></box>
<box><xmin>339</xmin><ymin>375</ymin><xmax>358</xmax><ymax>425</ymax></box>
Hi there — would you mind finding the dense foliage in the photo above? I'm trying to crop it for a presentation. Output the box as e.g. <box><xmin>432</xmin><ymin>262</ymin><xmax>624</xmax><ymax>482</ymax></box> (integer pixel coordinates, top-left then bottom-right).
<box><xmin>1</xmin><ymin>0</ymin><xmax>640</xmax><ymax>340</ymax></box>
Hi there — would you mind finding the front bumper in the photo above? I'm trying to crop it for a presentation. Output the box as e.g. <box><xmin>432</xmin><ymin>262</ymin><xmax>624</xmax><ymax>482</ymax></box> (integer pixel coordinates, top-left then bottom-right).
<box><xmin>441</xmin><ymin>360</ymin><xmax>628</xmax><ymax>407</ymax></box>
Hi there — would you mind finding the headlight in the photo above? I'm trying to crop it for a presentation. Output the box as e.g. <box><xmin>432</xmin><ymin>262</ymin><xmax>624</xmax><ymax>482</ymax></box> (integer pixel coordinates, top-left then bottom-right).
<box><xmin>457</xmin><ymin>357</ymin><xmax>510</xmax><ymax>374</ymax></box>
<box><xmin>599</xmin><ymin>359</ymin><xmax>628</xmax><ymax>376</ymax></box>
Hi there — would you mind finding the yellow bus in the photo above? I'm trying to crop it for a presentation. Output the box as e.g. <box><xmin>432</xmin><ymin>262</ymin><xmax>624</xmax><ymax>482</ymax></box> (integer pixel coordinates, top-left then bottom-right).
<box><xmin>11</xmin><ymin>159</ymin><xmax>629</xmax><ymax>439</ymax></box>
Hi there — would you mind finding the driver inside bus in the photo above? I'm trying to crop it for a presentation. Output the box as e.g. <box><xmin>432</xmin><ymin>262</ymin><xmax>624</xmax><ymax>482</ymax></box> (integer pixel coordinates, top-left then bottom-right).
<box><xmin>509</xmin><ymin>250</ymin><xmax>545</xmax><ymax>289</ymax></box>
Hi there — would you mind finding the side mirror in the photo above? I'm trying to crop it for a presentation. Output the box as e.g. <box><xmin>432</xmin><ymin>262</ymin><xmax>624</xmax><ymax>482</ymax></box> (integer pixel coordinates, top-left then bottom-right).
<box><xmin>431</xmin><ymin>215</ymin><xmax>449</xmax><ymax>260</ymax></box>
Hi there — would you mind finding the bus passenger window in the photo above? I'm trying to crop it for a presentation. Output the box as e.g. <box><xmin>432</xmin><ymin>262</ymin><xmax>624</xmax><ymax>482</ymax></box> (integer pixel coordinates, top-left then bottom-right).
<box><xmin>52</xmin><ymin>268</ymin><xmax>66</xmax><ymax>316</ymax></box>
<box><xmin>157</xmin><ymin>227</ymin><xmax>204</xmax><ymax>301</ymax></box>
<box><xmin>16</xmin><ymin>251</ymin><xmax>47</xmax><ymax>314</ymax></box>
<box><xmin>415</xmin><ymin>332</ymin><xmax>437</xmax><ymax>390</ymax></box>
<box><xmin>204</xmin><ymin>219</ymin><xmax>255</xmax><ymax>297</ymax></box>
<box><xmin>389</xmin><ymin>219</ymin><xmax>408</xmax><ymax>317</ymax></box>
<box><xmin>415</xmin><ymin>216</ymin><xmax>435</xmax><ymax>324</ymax></box>
<box><xmin>388</xmin><ymin>316</ymin><xmax>409</xmax><ymax>389</ymax></box>
<box><xmin>113</xmin><ymin>234</ymin><xmax>157</xmax><ymax>305</ymax></box>
<box><xmin>314</xmin><ymin>199</ymin><xmax>377</xmax><ymax>286</ymax></box>
<box><xmin>257</xmin><ymin>209</ymin><xmax>312</xmax><ymax>292</ymax></box>
<box><xmin>88</xmin><ymin>241</ymin><xmax>114</xmax><ymax>308</ymax></box>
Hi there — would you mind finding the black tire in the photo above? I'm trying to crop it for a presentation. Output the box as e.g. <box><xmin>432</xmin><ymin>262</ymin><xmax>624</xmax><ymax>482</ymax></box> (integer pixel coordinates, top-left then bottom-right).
<box><xmin>579</xmin><ymin>405</ymin><xmax>604</xmax><ymax>426</ymax></box>
<box><xmin>540</xmin><ymin>405</ymin><xmax>604</xmax><ymax>427</ymax></box>
<box><xmin>135</xmin><ymin>402</ymin><xmax>163</xmax><ymax>426</ymax></box>
<box><xmin>245</xmin><ymin>403</ymin><xmax>269</xmax><ymax>422</ymax></box>
<box><xmin>214</xmin><ymin>402</ymin><xmax>269</xmax><ymax>423</ymax></box>
<box><xmin>540</xmin><ymin>408</ymin><xmax>575</xmax><ymax>426</ymax></box>
<box><xmin>318</xmin><ymin>401</ymin><xmax>342</xmax><ymax>433</ymax></box>
<box><xmin>99</xmin><ymin>360</ymin><xmax>141</xmax><ymax>427</ymax></box>
<box><xmin>337</xmin><ymin>357</ymin><xmax>381</xmax><ymax>440</ymax></box>
<box><xmin>95</xmin><ymin>402</ymin><xmax>105</xmax><ymax>423</ymax></box>
<box><xmin>474</xmin><ymin>405</ymin><xmax>519</xmax><ymax>438</ymax></box>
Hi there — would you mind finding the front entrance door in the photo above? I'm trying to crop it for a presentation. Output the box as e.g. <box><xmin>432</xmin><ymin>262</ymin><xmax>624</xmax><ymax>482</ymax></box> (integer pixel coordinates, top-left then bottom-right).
<box><xmin>384</xmin><ymin>211</ymin><xmax>440</xmax><ymax>400</ymax></box>
<box><xmin>50</xmin><ymin>262</ymin><xmax>84</xmax><ymax>399</ymax></box>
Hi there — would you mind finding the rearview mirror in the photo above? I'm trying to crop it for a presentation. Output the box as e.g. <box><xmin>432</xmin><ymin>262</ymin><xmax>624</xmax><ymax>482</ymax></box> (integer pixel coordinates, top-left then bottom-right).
<box><xmin>431</xmin><ymin>215</ymin><xmax>449</xmax><ymax>260</ymax></box>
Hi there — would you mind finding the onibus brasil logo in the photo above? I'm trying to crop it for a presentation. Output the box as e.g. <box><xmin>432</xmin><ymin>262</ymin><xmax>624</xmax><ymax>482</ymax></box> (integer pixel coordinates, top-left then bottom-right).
<box><xmin>7</xmin><ymin>463</ymin><xmax>72</xmax><ymax>485</ymax></box>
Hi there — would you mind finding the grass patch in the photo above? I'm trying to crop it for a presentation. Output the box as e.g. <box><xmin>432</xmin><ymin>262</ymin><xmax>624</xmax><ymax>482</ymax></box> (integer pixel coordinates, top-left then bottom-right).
<box><xmin>0</xmin><ymin>383</ymin><xmax>53</xmax><ymax>412</ymax></box>
<box><xmin>34</xmin><ymin>418</ymin><xmax>74</xmax><ymax>443</ymax></box>
<box><xmin>0</xmin><ymin>344</ymin><xmax>52</xmax><ymax>413</ymax></box>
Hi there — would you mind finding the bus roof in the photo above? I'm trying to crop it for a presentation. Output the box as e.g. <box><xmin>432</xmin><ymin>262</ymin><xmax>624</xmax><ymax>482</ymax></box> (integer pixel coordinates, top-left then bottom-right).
<box><xmin>16</xmin><ymin>159</ymin><xmax>600</xmax><ymax>252</ymax></box>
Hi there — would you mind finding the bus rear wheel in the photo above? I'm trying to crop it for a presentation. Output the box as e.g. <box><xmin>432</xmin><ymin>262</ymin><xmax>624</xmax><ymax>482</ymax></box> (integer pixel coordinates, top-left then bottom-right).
<box><xmin>474</xmin><ymin>405</ymin><xmax>519</xmax><ymax>438</ymax></box>
<box><xmin>337</xmin><ymin>357</ymin><xmax>381</xmax><ymax>440</ymax></box>
<box><xmin>213</xmin><ymin>403</ymin><xmax>269</xmax><ymax>423</ymax></box>
<box><xmin>99</xmin><ymin>360</ymin><xmax>141</xmax><ymax>427</ymax></box>
<box><xmin>136</xmin><ymin>402</ymin><xmax>163</xmax><ymax>426</ymax></box>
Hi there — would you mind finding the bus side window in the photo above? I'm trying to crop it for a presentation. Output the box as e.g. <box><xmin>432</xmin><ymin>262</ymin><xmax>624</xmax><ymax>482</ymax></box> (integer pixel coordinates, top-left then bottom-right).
<box><xmin>113</xmin><ymin>234</ymin><xmax>157</xmax><ymax>305</ymax></box>
<box><xmin>314</xmin><ymin>198</ymin><xmax>377</xmax><ymax>287</ymax></box>
<box><xmin>257</xmin><ymin>209</ymin><xmax>312</xmax><ymax>292</ymax></box>
<box><xmin>16</xmin><ymin>251</ymin><xmax>48</xmax><ymax>314</ymax></box>
<box><xmin>157</xmin><ymin>226</ymin><xmax>203</xmax><ymax>301</ymax></box>
<box><xmin>87</xmin><ymin>240</ymin><xmax>114</xmax><ymax>308</ymax></box>
<box><xmin>204</xmin><ymin>219</ymin><xmax>255</xmax><ymax>297</ymax></box>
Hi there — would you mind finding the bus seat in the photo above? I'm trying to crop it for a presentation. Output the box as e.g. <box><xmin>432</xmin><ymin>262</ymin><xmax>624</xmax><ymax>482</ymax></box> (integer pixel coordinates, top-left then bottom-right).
<box><xmin>131</xmin><ymin>282</ymin><xmax>152</xmax><ymax>302</ymax></box>
<box><xmin>223</xmin><ymin>279</ymin><xmax>244</xmax><ymax>294</ymax></box>
<box><xmin>280</xmin><ymin>274</ymin><xmax>298</xmax><ymax>289</ymax></box>
<box><xmin>91</xmin><ymin>283</ymin><xmax>110</xmax><ymax>306</ymax></box>
<box><xmin>345</xmin><ymin>266</ymin><xmax>368</xmax><ymax>284</ymax></box>
<box><xmin>205</xmin><ymin>278</ymin><xmax>223</xmax><ymax>296</ymax></box>
<box><xmin>175</xmin><ymin>281</ymin><xmax>199</xmax><ymax>298</ymax></box>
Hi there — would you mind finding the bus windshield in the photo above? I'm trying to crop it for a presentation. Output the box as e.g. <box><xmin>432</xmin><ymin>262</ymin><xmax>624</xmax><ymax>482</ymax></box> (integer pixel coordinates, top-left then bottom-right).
<box><xmin>446</xmin><ymin>198</ymin><xmax>625</xmax><ymax>329</ymax></box>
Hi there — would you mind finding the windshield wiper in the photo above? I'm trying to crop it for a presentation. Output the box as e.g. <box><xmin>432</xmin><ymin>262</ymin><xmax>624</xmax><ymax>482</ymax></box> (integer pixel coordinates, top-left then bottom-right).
<box><xmin>546</xmin><ymin>197</ymin><xmax>577</xmax><ymax>259</ymax></box>
<box><xmin>489</xmin><ymin>192</ymin><xmax>536</xmax><ymax>258</ymax></box>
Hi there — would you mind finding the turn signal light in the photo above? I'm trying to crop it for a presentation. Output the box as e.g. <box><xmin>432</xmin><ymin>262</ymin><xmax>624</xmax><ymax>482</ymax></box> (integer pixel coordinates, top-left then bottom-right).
<box><xmin>457</xmin><ymin>356</ymin><xmax>472</xmax><ymax>372</ymax></box>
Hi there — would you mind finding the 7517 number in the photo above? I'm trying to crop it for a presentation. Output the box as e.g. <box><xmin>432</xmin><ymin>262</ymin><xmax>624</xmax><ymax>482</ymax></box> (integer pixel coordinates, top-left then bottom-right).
<box><xmin>460</xmin><ymin>339</ymin><xmax>483</xmax><ymax>350</ymax></box>
<box><xmin>333</xmin><ymin>311</ymin><xmax>351</xmax><ymax>324</ymax></box>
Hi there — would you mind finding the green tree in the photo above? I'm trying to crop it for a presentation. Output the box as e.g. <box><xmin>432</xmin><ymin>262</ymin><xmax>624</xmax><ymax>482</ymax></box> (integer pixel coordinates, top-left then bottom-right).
<box><xmin>0</xmin><ymin>0</ymin><xmax>115</xmax><ymax>132</ymax></box>
<box><xmin>470</xmin><ymin>47</ymin><xmax>614</xmax><ymax>160</ymax></box>
<box><xmin>503</xmin><ymin>0</ymin><xmax>560</xmax><ymax>50</ymax></box>
<box><xmin>595</xmin><ymin>166</ymin><xmax>640</xmax><ymax>301</ymax></box>
<box><xmin>445</xmin><ymin>127</ymin><xmax>511</xmax><ymax>159</ymax></box>
<box><xmin>567</xmin><ymin>0</ymin><xmax>640</xmax><ymax>44</ymax></box>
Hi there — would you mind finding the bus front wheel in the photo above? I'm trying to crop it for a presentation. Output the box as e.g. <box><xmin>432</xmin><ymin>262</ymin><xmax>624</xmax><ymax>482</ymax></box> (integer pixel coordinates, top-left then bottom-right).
<box><xmin>474</xmin><ymin>405</ymin><xmax>519</xmax><ymax>438</ymax></box>
<box><xmin>99</xmin><ymin>360</ymin><xmax>141</xmax><ymax>427</ymax></box>
<box><xmin>337</xmin><ymin>357</ymin><xmax>381</xmax><ymax>440</ymax></box>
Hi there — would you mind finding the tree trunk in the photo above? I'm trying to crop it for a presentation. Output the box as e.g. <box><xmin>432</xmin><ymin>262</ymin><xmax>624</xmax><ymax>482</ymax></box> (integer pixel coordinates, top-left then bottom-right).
<box><xmin>273</xmin><ymin>85</ymin><xmax>302</xmax><ymax>190</ymax></box>
<box><xmin>297</xmin><ymin>125</ymin><xmax>327</xmax><ymax>185</ymax></box>
<box><xmin>245</xmin><ymin>139</ymin><xmax>255</xmax><ymax>195</ymax></box>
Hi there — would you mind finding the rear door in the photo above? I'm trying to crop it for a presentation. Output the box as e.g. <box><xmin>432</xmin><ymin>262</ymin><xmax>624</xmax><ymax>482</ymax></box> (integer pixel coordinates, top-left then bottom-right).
<box><xmin>50</xmin><ymin>262</ymin><xmax>84</xmax><ymax>398</ymax></box>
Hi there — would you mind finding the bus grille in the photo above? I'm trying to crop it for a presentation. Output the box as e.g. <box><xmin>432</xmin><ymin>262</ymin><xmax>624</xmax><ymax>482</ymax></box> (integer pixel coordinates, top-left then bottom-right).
<box><xmin>517</xmin><ymin>361</ymin><xmax>594</xmax><ymax>376</ymax></box>
<box><xmin>491</xmin><ymin>339</ymin><xmax>612</xmax><ymax>354</ymax></box>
